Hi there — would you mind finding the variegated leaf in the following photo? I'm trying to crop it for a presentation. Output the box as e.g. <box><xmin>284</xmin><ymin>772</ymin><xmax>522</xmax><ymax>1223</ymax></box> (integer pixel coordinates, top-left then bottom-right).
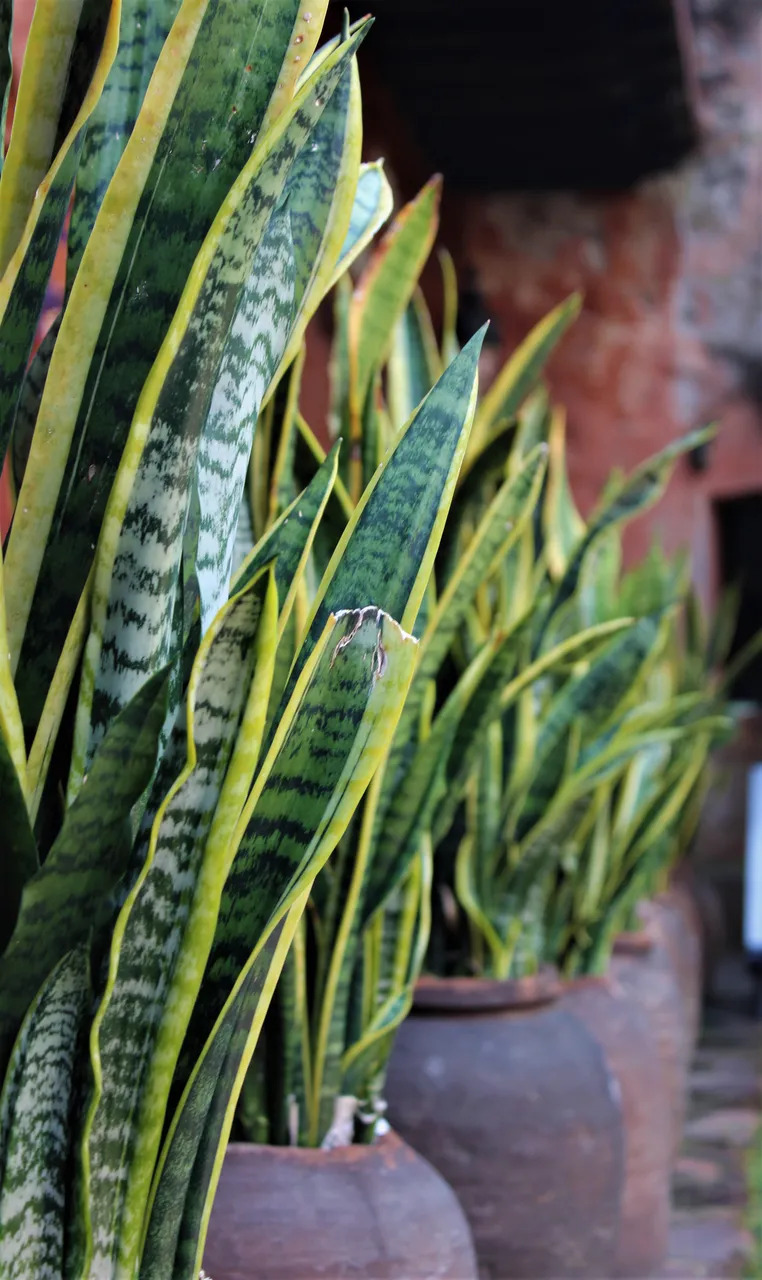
<box><xmin>0</xmin><ymin>947</ymin><xmax>89</xmax><ymax>1279</ymax></box>
<box><xmin>82</xmin><ymin>570</ymin><xmax>275</xmax><ymax>1279</ymax></box>
<box><xmin>0</xmin><ymin>669</ymin><xmax>169</xmax><ymax>1074</ymax></box>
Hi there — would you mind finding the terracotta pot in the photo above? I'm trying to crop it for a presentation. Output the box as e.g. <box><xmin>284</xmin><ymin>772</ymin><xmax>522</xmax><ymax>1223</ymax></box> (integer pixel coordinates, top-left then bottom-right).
<box><xmin>564</xmin><ymin>973</ymin><xmax>671</xmax><ymax>1278</ymax></box>
<box><xmin>385</xmin><ymin>969</ymin><xmax>624</xmax><ymax>1279</ymax></box>
<box><xmin>611</xmin><ymin>921</ymin><xmax>688</xmax><ymax>1162</ymax></box>
<box><xmin>202</xmin><ymin>1130</ymin><xmax>478</xmax><ymax>1280</ymax></box>
<box><xmin>650</xmin><ymin>883</ymin><xmax>703</xmax><ymax>1054</ymax></box>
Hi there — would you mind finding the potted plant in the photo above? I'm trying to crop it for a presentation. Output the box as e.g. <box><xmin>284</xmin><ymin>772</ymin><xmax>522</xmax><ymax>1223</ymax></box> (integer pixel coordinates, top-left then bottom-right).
<box><xmin>0</xmin><ymin>4</ymin><xmax>482</xmax><ymax>1277</ymax></box>
<box><xmin>334</xmin><ymin>271</ymin><xmax>717</xmax><ymax>1276</ymax></box>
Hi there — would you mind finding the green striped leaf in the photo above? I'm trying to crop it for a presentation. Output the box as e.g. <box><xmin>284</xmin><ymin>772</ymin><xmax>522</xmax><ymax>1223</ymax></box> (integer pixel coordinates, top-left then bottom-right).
<box><xmin>267</xmin><ymin>52</ymin><xmax>364</xmax><ymax>395</ymax></box>
<box><xmin>0</xmin><ymin>550</ymin><xmax>26</xmax><ymax>793</ymax></box>
<box><xmin>0</xmin><ymin>1</ymin><xmax>120</xmax><ymax>465</ymax></box>
<box><xmin>539</xmin><ymin>426</ymin><xmax>715</xmax><ymax>641</ymax></box>
<box><xmin>378</xmin><ymin>445</ymin><xmax>547</xmax><ymax>818</ymax></box>
<box><xmin>0</xmin><ymin>0</ymin><xmax>10</xmax><ymax>176</ymax></box>
<box><xmin>81</xmin><ymin>570</ymin><xmax>275</xmax><ymax>1279</ymax></box>
<box><xmin>365</xmin><ymin>626</ymin><xmax>524</xmax><ymax>923</ymax></box>
<box><xmin>233</xmin><ymin>441</ymin><xmax>339</xmax><ymax>616</ymax></box>
<box><xmin>287</xmin><ymin>329</ymin><xmax>484</xmax><ymax>708</ymax></box>
<box><xmin>178</xmin><ymin>607</ymin><xmax>417</xmax><ymax>1094</ymax></box>
<box><xmin>72</xmin><ymin>34</ymin><xmax>364</xmax><ymax>782</ymax></box>
<box><xmin>387</xmin><ymin>289</ymin><xmax>441</xmax><ymax>433</ymax></box>
<box><xmin>66</xmin><ymin>0</ymin><xmax>183</xmax><ymax>286</ymax></box>
<box><xmin>142</xmin><ymin>919</ymin><xmax>291</xmax><ymax>1280</ymax></box>
<box><xmin>346</xmin><ymin>177</ymin><xmax>441</xmax><ymax>499</ymax></box>
<box><xmin>0</xmin><ymin>0</ymin><xmax>111</xmax><ymax>272</ymax></box>
<box><xmin>145</xmin><ymin>607</ymin><xmax>417</xmax><ymax>1277</ymax></box>
<box><xmin>514</xmin><ymin>616</ymin><xmax>664</xmax><ymax>833</ymax></box>
<box><xmin>191</xmin><ymin>54</ymin><xmax>358</xmax><ymax>636</ymax></box>
<box><xmin>328</xmin><ymin>159</ymin><xmax>393</xmax><ymax>290</ymax></box>
<box><xmin>0</xmin><ymin>736</ymin><xmax>37</xmax><ymax>956</ymax></box>
<box><xmin>0</xmin><ymin>669</ymin><xmax>169</xmax><ymax>1074</ymax></box>
<box><xmin>349</xmin><ymin>177</ymin><xmax>441</xmax><ymax>413</ymax></box>
<box><xmin>0</xmin><ymin>947</ymin><xmax>89</xmax><ymax>1278</ymax></box>
<box><xmin>7</xmin><ymin>0</ymin><xmax>333</xmax><ymax>734</ymax></box>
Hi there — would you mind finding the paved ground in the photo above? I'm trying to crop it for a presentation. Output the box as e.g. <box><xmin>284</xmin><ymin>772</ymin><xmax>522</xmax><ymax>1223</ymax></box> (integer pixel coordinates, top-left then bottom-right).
<box><xmin>662</xmin><ymin>959</ymin><xmax>761</xmax><ymax>1279</ymax></box>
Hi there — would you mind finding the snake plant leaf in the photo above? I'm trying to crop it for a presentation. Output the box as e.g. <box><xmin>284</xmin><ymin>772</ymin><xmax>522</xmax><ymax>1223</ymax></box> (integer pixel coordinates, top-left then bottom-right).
<box><xmin>346</xmin><ymin>176</ymin><xmax>441</xmax><ymax>499</ymax></box>
<box><xmin>0</xmin><ymin>947</ymin><xmax>90</xmax><ymax>1276</ymax></box>
<box><xmin>182</xmin><ymin>608</ymin><xmax>417</xmax><ymax>1070</ymax></box>
<box><xmin>327</xmin><ymin>159</ymin><xmax>394</xmax><ymax>290</ymax></box>
<box><xmin>379</xmin><ymin>445</ymin><xmax>547</xmax><ymax>815</ymax></box>
<box><xmin>0</xmin><ymin>0</ymin><xmax>10</xmax><ymax>176</ymax></box>
<box><xmin>0</xmin><ymin>550</ymin><xmax>25</xmax><ymax>791</ymax></box>
<box><xmin>0</xmin><ymin>736</ymin><xmax>38</xmax><ymax>956</ymax></box>
<box><xmin>9</xmin><ymin>314</ymin><xmax>58</xmax><ymax>493</ymax></box>
<box><xmin>0</xmin><ymin>668</ymin><xmax>169</xmax><ymax>1073</ymax></box>
<box><xmin>539</xmin><ymin>425</ymin><xmax>715</xmax><ymax>641</ymax></box>
<box><xmin>6</xmin><ymin>1</ymin><xmax>341</xmax><ymax>733</ymax></box>
<box><xmin>506</xmin><ymin>386</ymin><xmax>550</xmax><ymax>477</ymax></box>
<box><xmin>72</xmin><ymin>38</ymin><xmax>364</xmax><ymax>784</ymax></box>
<box><xmin>514</xmin><ymin>615</ymin><xmax>664</xmax><ymax>833</ymax></box>
<box><xmin>544</xmin><ymin>404</ymin><xmax>585</xmax><ymax>581</ymax></box>
<box><xmin>349</xmin><ymin>177</ymin><xmax>441</xmax><ymax>412</ymax></box>
<box><xmin>266</xmin><ymin>55</ymin><xmax>363</xmax><ymax>395</ymax></box>
<box><xmin>192</xmin><ymin>56</ymin><xmax>358</xmax><ymax>636</ymax></box>
<box><xmin>141</xmin><ymin>917</ymin><xmax>292</xmax><ymax>1280</ymax></box>
<box><xmin>25</xmin><ymin>571</ymin><xmax>93</xmax><ymax>825</ymax></box>
<box><xmin>438</xmin><ymin>246</ymin><xmax>460</xmax><ymax>366</ymax></box>
<box><xmin>81</xmin><ymin>570</ymin><xmax>274</xmax><ymax>1279</ymax></box>
<box><xmin>146</xmin><ymin>608</ymin><xmax>417</xmax><ymax>1277</ymax></box>
<box><xmin>0</xmin><ymin>0</ymin><xmax>120</xmax><ymax>465</ymax></box>
<box><xmin>233</xmin><ymin>441</ymin><xmax>340</xmax><ymax>621</ymax></box>
<box><xmin>0</xmin><ymin>0</ymin><xmax>113</xmax><ymax>274</ymax></box>
<box><xmin>366</xmin><ymin>626</ymin><xmax>523</xmax><ymax>923</ymax></box>
<box><xmin>471</xmin><ymin>294</ymin><xmax>581</xmax><ymax>449</ymax></box>
<box><xmin>66</xmin><ymin>0</ymin><xmax>183</xmax><ymax>286</ymax></box>
<box><xmin>430</xmin><ymin>617</ymin><xmax>635</xmax><ymax>853</ymax></box>
<box><xmin>510</xmin><ymin>727</ymin><xmax>686</xmax><ymax>891</ymax></box>
<box><xmin>387</xmin><ymin>289</ymin><xmax>442</xmax><ymax>433</ymax></box>
<box><xmin>286</xmin><ymin>329</ymin><xmax>484</xmax><ymax>710</ymax></box>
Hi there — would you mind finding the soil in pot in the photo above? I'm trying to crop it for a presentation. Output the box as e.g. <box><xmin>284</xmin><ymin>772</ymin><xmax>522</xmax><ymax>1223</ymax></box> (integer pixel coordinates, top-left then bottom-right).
<box><xmin>564</xmin><ymin>973</ymin><xmax>671</xmax><ymax>1278</ymax></box>
<box><xmin>202</xmin><ymin>1129</ymin><xmax>478</xmax><ymax>1280</ymax></box>
<box><xmin>385</xmin><ymin>970</ymin><xmax>624</xmax><ymax>1279</ymax></box>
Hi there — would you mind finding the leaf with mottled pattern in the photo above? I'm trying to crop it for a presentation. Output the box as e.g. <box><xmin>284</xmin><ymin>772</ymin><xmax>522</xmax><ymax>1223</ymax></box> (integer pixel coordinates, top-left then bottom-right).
<box><xmin>0</xmin><ymin>947</ymin><xmax>89</xmax><ymax>1278</ymax></box>
<box><xmin>6</xmin><ymin>0</ymin><xmax>333</xmax><ymax>736</ymax></box>
<box><xmin>0</xmin><ymin>669</ymin><xmax>169</xmax><ymax>1075</ymax></box>
<box><xmin>70</xmin><ymin>33</ymin><xmax>365</xmax><ymax>786</ymax></box>
<box><xmin>145</xmin><ymin>606</ymin><xmax>417</xmax><ymax>1279</ymax></box>
<box><xmin>81</xmin><ymin>569</ymin><xmax>275</xmax><ymax>1279</ymax></box>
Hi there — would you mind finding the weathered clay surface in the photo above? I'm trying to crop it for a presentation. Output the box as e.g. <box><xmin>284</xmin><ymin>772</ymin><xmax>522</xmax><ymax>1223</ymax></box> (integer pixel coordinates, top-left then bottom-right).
<box><xmin>203</xmin><ymin>1130</ymin><xmax>478</xmax><ymax>1280</ymax></box>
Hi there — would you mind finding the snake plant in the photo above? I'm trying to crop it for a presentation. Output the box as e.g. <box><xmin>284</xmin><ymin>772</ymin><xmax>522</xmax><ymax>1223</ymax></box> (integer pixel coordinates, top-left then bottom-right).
<box><xmin>0</xmin><ymin>5</ymin><xmax>486</xmax><ymax>1277</ymax></box>
<box><xmin>233</xmin><ymin>186</ymin><xmax>634</xmax><ymax>1148</ymax></box>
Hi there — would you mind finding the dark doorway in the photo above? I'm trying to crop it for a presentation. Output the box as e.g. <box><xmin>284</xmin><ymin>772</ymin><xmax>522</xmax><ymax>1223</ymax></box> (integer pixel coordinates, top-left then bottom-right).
<box><xmin>716</xmin><ymin>493</ymin><xmax>762</xmax><ymax>701</ymax></box>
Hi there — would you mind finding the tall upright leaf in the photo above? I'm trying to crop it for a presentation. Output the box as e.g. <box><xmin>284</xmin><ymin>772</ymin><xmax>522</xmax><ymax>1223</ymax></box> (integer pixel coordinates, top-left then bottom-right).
<box><xmin>6</xmin><ymin>0</ymin><xmax>333</xmax><ymax>731</ymax></box>
<box><xmin>0</xmin><ymin>948</ymin><xmax>89</xmax><ymax>1277</ymax></box>
<box><xmin>81</xmin><ymin>570</ymin><xmax>275</xmax><ymax>1279</ymax></box>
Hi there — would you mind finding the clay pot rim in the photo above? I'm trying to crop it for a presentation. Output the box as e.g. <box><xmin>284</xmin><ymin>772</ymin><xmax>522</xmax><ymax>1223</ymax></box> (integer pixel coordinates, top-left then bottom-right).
<box><xmin>613</xmin><ymin>927</ymin><xmax>655</xmax><ymax>956</ymax></box>
<box><xmin>411</xmin><ymin>967</ymin><xmax>561</xmax><ymax>1013</ymax></box>
<box><xmin>224</xmin><ymin>1130</ymin><xmax>400</xmax><ymax>1166</ymax></box>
